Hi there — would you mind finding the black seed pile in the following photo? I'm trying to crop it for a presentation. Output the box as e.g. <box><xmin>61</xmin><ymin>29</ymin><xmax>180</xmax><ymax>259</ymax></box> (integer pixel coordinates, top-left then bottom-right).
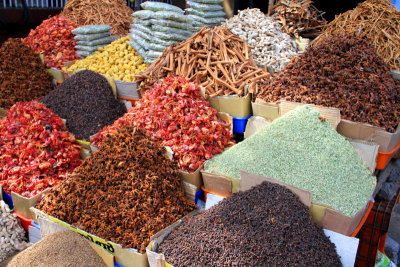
<box><xmin>157</xmin><ymin>181</ymin><xmax>342</xmax><ymax>266</ymax></box>
<box><xmin>41</xmin><ymin>70</ymin><xmax>127</xmax><ymax>140</ymax></box>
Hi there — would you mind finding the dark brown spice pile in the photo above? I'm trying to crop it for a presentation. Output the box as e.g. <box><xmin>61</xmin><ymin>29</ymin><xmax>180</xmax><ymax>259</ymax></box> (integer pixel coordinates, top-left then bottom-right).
<box><xmin>36</xmin><ymin>125</ymin><xmax>196</xmax><ymax>253</ymax></box>
<box><xmin>0</xmin><ymin>38</ymin><xmax>54</xmax><ymax>109</ymax></box>
<box><xmin>256</xmin><ymin>35</ymin><xmax>400</xmax><ymax>132</ymax></box>
<box><xmin>41</xmin><ymin>70</ymin><xmax>126</xmax><ymax>140</ymax></box>
<box><xmin>157</xmin><ymin>181</ymin><xmax>341</xmax><ymax>266</ymax></box>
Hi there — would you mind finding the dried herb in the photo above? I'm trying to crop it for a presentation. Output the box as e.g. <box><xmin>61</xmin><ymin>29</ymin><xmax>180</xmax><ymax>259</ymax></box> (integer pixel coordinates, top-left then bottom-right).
<box><xmin>41</xmin><ymin>70</ymin><xmax>127</xmax><ymax>140</ymax></box>
<box><xmin>0</xmin><ymin>102</ymin><xmax>82</xmax><ymax>197</ymax></box>
<box><xmin>204</xmin><ymin>106</ymin><xmax>376</xmax><ymax>216</ymax></box>
<box><xmin>157</xmin><ymin>181</ymin><xmax>341</xmax><ymax>266</ymax></box>
<box><xmin>0</xmin><ymin>38</ymin><xmax>54</xmax><ymax>109</ymax></box>
<box><xmin>37</xmin><ymin>125</ymin><xmax>196</xmax><ymax>253</ymax></box>
<box><xmin>23</xmin><ymin>15</ymin><xmax>80</xmax><ymax>69</ymax></box>
<box><xmin>257</xmin><ymin>35</ymin><xmax>400</xmax><ymax>132</ymax></box>
<box><xmin>92</xmin><ymin>76</ymin><xmax>234</xmax><ymax>172</ymax></box>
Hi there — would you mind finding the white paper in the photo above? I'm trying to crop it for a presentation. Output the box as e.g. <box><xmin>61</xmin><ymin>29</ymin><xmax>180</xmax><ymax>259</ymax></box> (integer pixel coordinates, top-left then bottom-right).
<box><xmin>205</xmin><ymin>193</ymin><xmax>224</xmax><ymax>210</ymax></box>
<box><xmin>324</xmin><ymin>229</ymin><xmax>359</xmax><ymax>267</ymax></box>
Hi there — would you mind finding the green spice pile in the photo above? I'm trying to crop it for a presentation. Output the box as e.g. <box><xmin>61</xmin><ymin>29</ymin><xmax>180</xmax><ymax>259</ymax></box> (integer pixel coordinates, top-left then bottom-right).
<box><xmin>204</xmin><ymin>106</ymin><xmax>376</xmax><ymax>216</ymax></box>
<box><xmin>37</xmin><ymin>125</ymin><xmax>196</xmax><ymax>253</ymax></box>
<box><xmin>0</xmin><ymin>38</ymin><xmax>54</xmax><ymax>109</ymax></box>
<box><xmin>157</xmin><ymin>181</ymin><xmax>341</xmax><ymax>266</ymax></box>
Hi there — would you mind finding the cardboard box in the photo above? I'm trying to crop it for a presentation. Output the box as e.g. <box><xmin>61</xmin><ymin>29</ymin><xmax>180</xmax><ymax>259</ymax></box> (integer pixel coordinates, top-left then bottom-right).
<box><xmin>201</xmin><ymin>171</ymin><xmax>239</xmax><ymax>195</ymax></box>
<box><xmin>47</xmin><ymin>68</ymin><xmax>65</xmax><ymax>83</ymax></box>
<box><xmin>179</xmin><ymin>165</ymin><xmax>203</xmax><ymax>190</ymax></box>
<box><xmin>251</xmin><ymin>99</ymin><xmax>279</xmax><ymax>121</ymax></box>
<box><xmin>115</xmin><ymin>80</ymin><xmax>140</xmax><ymax>99</ymax></box>
<box><xmin>337</xmin><ymin>119</ymin><xmax>400</xmax><ymax>153</ymax></box>
<box><xmin>244</xmin><ymin>116</ymin><xmax>270</xmax><ymax>139</ymax></box>
<box><xmin>348</xmin><ymin>139</ymin><xmax>379</xmax><ymax>172</ymax></box>
<box><xmin>208</xmin><ymin>94</ymin><xmax>252</xmax><ymax>118</ymax></box>
<box><xmin>31</xmin><ymin>208</ymin><xmax>149</xmax><ymax>267</ymax></box>
<box><xmin>239</xmin><ymin>171</ymin><xmax>376</xmax><ymax>237</ymax></box>
<box><xmin>391</xmin><ymin>70</ymin><xmax>400</xmax><ymax>80</ymax></box>
<box><xmin>0</xmin><ymin>108</ymin><xmax>6</xmax><ymax>119</ymax></box>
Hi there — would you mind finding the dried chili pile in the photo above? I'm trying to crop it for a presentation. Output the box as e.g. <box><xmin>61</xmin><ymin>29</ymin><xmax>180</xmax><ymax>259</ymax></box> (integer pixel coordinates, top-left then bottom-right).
<box><xmin>0</xmin><ymin>102</ymin><xmax>81</xmax><ymax>197</ymax></box>
<box><xmin>92</xmin><ymin>76</ymin><xmax>234</xmax><ymax>172</ymax></box>
<box><xmin>37</xmin><ymin>125</ymin><xmax>196</xmax><ymax>253</ymax></box>
<box><xmin>23</xmin><ymin>15</ymin><xmax>80</xmax><ymax>69</ymax></box>
<box><xmin>0</xmin><ymin>38</ymin><xmax>54</xmax><ymax>109</ymax></box>
<box><xmin>41</xmin><ymin>70</ymin><xmax>127</xmax><ymax>140</ymax></box>
<box><xmin>256</xmin><ymin>35</ymin><xmax>400</xmax><ymax>132</ymax></box>
<box><xmin>157</xmin><ymin>181</ymin><xmax>341</xmax><ymax>266</ymax></box>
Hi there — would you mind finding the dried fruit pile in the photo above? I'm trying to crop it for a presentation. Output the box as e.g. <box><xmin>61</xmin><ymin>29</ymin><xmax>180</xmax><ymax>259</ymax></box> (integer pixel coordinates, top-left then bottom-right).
<box><xmin>0</xmin><ymin>38</ymin><xmax>54</xmax><ymax>109</ymax></box>
<box><xmin>37</xmin><ymin>125</ymin><xmax>196</xmax><ymax>253</ymax></box>
<box><xmin>312</xmin><ymin>0</ymin><xmax>400</xmax><ymax>71</ymax></box>
<box><xmin>41</xmin><ymin>70</ymin><xmax>127</xmax><ymax>140</ymax></box>
<box><xmin>62</xmin><ymin>0</ymin><xmax>132</xmax><ymax>36</ymax></box>
<box><xmin>157</xmin><ymin>181</ymin><xmax>341</xmax><ymax>266</ymax></box>
<box><xmin>0</xmin><ymin>102</ymin><xmax>82</xmax><ymax>197</ymax></box>
<box><xmin>257</xmin><ymin>35</ymin><xmax>400</xmax><ymax>132</ymax></box>
<box><xmin>204</xmin><ymin>106</ymin><xmax>376</xmax><ymax>216</ymax></box>
<box><xmin>23</xmin><ymin>15</ymin><xmax>80</xmax><ymax>69</ymax></box>
<box><xmin>136</xmin><ymin>27</ymin><xmax>271</xmax><ymax>96</ymax></box>
<box><xmin>92</xmin><ymin>76</ymin><xmax>234</xmax><ymax>172</ymax></box>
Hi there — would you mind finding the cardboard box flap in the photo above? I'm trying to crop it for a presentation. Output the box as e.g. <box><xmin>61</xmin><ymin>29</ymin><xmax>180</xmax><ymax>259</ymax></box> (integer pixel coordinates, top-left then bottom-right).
<box><xmin>279</xmin><ymin>100</ymin><xmax>341</xmax><ymax>129</ymax></box>
<box><xmin>349</xmin><ymin>139</ymin><xmax>379</xmax><ymax>172</ymax></box>
<box><xmin>179</xmin><ymin>164</ymin><xmax>204</xmax><ymax>189</ymax></box>
<box><xmin>115</xmin><ymin>80</ymin><xmax>140</xmax><ymax>99</ymax></box>
<box><xmin>217</xmin><ymin>112</ymin><xmax>233</xmax><ymax>132</ymax></box>
<box><xmin>89</xmin><ymin>242</ymin><xmax>114</xmax><ymax>267</ymax></box>
<box><xmin>240</xmin><ymin>171</ymin><xmax>312</xmax><ymax>207</ymax></box>
<box><xmin>201</xmin><ymin>171</ymin><xmax>233</xmax><ymax>195</ymax></box>
<box><xmin>47</xmin><ymin>68</ymin><xmax>65</xmax><ymax>83</ymax></box>
<box><xmin>13</xmin><ymin>189</ymin><xmax>51</xmax><ymax>219</ymax></box>
<box><xmin>244</xmin><ymin>116</ymin><xmax>270</xmax><ymax>139</ymax></box>
<box><xmin>0</xmin><ymin>108</ymin><xmax>7</xmax><ymax>119</ymax></box>
<box><xmin>251</xmin><ymin>100</ymin><xmax>279</xmax><ymax>121</ymax></box>
<box><xmin>208</xmin><ymin>94</ymin><xmax>251</xmax><ymax>118</ymax></box>
<box><xmin>0</xmin><ymin>185</ymin><xmax>3</xmax><ymax>201</ymax></box>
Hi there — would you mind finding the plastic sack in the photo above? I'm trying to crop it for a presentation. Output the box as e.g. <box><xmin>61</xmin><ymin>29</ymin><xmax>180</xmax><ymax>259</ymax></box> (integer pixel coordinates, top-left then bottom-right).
<box><xmin>129</xmin><ymin>34</ymin><xmax>149</xmax><ymax>51</ymax></box>
<box><xmin>147</xmin><ymin>50</ymin><xmax>163</xmax><ymax>58</ymax></box>
<box><xmin>77</xmin><ymin>37</ymin><xmax>113</xmax><ymax>46</ymax></box>
<box><xmin>131</xmin><ymin>24</ymin><xmax>153</xmax><ymax>36</ymax></box>
<box><xmin>75</xmin><ymin>44</ymin><xmax>104</xmax><ymax>52</ymax></box>
<box><xmin>150</xmin><ymin>19</ymin><xmax>193</xmax><ymax>30</ymax></box>
<box><xmin>74</xmin><ymin>32</ymin><xmax>110</xmax><ymax>41</ymax></box>
<box><xmin>190</xmin><ymin>0</ymin><xmax>223</xmax><ymax>3</ymax></box>
<box><xmin>130</xmin><ymin>29</ymin><xmax>151</xmax><ymax>41</ymax></box>
<box><xmin>141</xmin><ymin>1</ymin><xmax>184</xmax><ymax>13</ymax></box>
<box><xmin>153</xmin><ymin>31</ymin><xmax>188</xmax><ymax>41</ymax></box>
<box><xmin>128</xmin><ymin>41</ymin><xmax>147</xmax><ymax>58</ymax></box>
<box><xmin>151</xmin><ymin>24</ymin><xmax>193</xmax><ymax>36</ymax></box>
<box><xmin>152</xmin><ymin>36</ymin><xmax>177</xmax><ymax>46</ymax></box>
<box><xmin>132</xmin><ymin>10</ymin><xmax>155</xmax><ymax>19</ymax></box>
<box><xmin>186</xmin><ymin>8</ymin><xmax>226</xmax><ymax>18</ymax></box>
<box><xmin>153</xmin><ymin>11</ymin><xmax>190</xmax><ymax>22</ymax></box>
<box><xmin>132</xmin><ymin>19</ymin><xmax>152</xmax><ymax>26</ymax></box>
<box><xmin>148</xmin><ymin>43</ymin><xmax>167</xmax><ymax>52</ymax></box>
<box><xmin>76</xmin><ymin>50</ymin><xmax>92</xmax><ymax>58</ymax></box>
<box><xmin>187</xmin><ymin>1</ymin><xmax>223</xmax><ymax>11</ymax></box>
<box><xmin>72</xmin><ymin>25</ymin><xmax>112</xmax><ymax>35</ymax></box>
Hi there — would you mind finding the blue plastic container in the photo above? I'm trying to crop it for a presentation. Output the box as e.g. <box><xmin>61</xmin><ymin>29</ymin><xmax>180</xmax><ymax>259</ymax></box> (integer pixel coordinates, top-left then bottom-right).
<box><xmin>2</xmin><ymin>191</ymin><xmax>13</xmax><ymax>209</ymax></box>
<box><xmin>232</xmin><ymin>115</ymin><xmax>252</xmax><ymax>134</ymax></box>
<box><xmin>394</xmin><ymin>0</ymin><xmax>400</xmax><ymax>10</ymax></box>
<box><xmin>114</xmin><ymin>262</ymin><xmax>125</xmax><ymax>267</ymax></box>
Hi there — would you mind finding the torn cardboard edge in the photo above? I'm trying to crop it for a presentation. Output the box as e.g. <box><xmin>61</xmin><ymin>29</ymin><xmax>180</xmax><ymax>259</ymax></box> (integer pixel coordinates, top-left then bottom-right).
<box><xmin>208</xmin><ymin>94</ymin><xmax>252</xmax><ymax>118</ymax></box>
<box><xmin>348</xmin><ymin>139</ymin><xmax>379</xmax><ymax>172</ymax></box>
<box><xmin>31</xmin><ymin>207</ymin><xmax>149</xmax><ymax>267</ymax></box>
<box><xmin>239</xmin><ymin>171</ymin><xmax>377</xmax><ymax>237</ymax></box>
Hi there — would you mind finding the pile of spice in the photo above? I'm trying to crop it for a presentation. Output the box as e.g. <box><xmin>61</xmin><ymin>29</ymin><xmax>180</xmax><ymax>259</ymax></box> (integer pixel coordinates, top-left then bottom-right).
<box><xmin>8</xmin><ymin>231</ymin><xmax>107</xmax><ymax>267</ymax></box>
<box><xmin>204</xmin><ymin>106</ymin><xmax>376</xmax><ymax>216</ymax></box>
<box><xmin>136</xmin><ymin>27</ymin><xmax>271</xmax><ymax>96</ymax></box>
<box><xmin>92</xmin><ymin>76</ymin><xmax>235</xmax><ymax>172</ymax></box>
<box><xmin>270</xmin><ymin>0</ymin><xmax>327</xmax><ymax>38</ymax></box>
<box><xmin>41</xmin><ymin>70</ymin><xmax>127</xmax><ymax>140</ymax></box>
<box><xmin>257</xmin><ymin>35</ymin><xmax>400</xmax><ymax>132</ymax></box>
<box><xmin>63</xmin><ymin>37</ymin><xmax>147</xmax><ymax>82</ymax></box>
<box><xmin>0</xmin><ymin>38</ymin><xmax>54</xmax><ymax>109</ymax></box>
<box><xmin>37</xmin><ymin>125</ymin><xmax>196</xmax><ymax>253</ymax></box>
<box><xmin>61</xmin><ymin>0</ymin><xmax>132</xmax><ymax>36</ymax></box>
<box><xmin>23</xmin><ymin>15</ymin><xmax>80</xmax><ymax>69</ymax></box>
<box><xmin>313</xmin><ymin>0</ymin><xmax>400</xmax><ymax>71</ymax></box>
<box><xmin>224</xmin><ymin>8</ymin><xmax>301</xmax><ymax>73</ymax></box>
<box><xmin>0</xmin><ymin>102</ymin><xmax>81</xmax><ymax>197</ymax></box>
<box><xmin>157</xmin><ymin>181</ymin><xmax>341</xmax><ymax>266</ymax></box>
<box><xmin>0</xmin><ymin>201</ymin><xmax>28</xmax><ymax>263</ymax></box>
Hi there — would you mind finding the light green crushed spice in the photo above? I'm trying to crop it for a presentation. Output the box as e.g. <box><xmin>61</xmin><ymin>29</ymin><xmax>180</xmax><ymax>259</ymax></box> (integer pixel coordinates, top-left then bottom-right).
<box><xmin>204</xmin><ymin>105</ymin><xmax>376</xmax><ymax>216</ymax></box>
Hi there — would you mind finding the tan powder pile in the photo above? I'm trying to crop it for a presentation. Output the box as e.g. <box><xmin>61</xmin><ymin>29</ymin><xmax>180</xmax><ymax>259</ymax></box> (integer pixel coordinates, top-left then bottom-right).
<box><xmin>7</xmin><ymin>231</ymin><xmax>107</xmax><ymax>267</ymax></box>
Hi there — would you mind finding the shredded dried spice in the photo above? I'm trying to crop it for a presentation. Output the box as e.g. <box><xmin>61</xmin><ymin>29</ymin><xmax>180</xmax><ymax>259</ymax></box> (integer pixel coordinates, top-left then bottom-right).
<box><xmin>41</xmin><ymin>70</ymin><xmax>127</xmax><ymax>140</ymax></box>
<box><xmin>92</xmin><ymin>76</ymin><xmax>234</xmax><ymax>172</ymax></box>
<box><xmin>157</xmin><ymin>181</ymin><xmax>341</xmax><ymax>266</ymax></box>
<box><xmin>0</xmin><ymin>102</ymin><xmax>82</xmax><ymax>197</ymax></box>
<box><xmin>37</xmin><ymin>125</ymin><xmax>196</xmax><ymax>253</ymax></box>
<box><xmin>257</xmin><ymin>35</ymin><xmax>400</xmax><ymax>132</ymax></box>
<box><xmin>23</xmin><ymin>15</ymin><xmax>80</xmax><ymax>69</ymax></box>
<box><xmin>0</xmin><ymin>38</ymin><xmax>54</xmax><ymax>109</ymax></box>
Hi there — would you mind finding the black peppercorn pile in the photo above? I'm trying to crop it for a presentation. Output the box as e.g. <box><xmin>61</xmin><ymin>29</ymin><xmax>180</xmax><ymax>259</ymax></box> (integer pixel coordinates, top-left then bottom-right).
<box><xmin>37</xmin><ymin>125</ymin><xmax>196</xmax><ymax>253</ymax></box>
<box><xmin>0</xmin><ymin>38</ymin><xmax>54</xmax><ymax>109</ymax></box>
<box><xmin>41</xmin><ymin>70</ymin><xmax>127</xmax><ymax>140</ymax></box>
<box><xmin>157</xmin><ymin>181</ymin><xmax>341</xmax><ymax>266</ymax></box>
<box><xmin>256</xmin><ymin>35</ymin><xmax>400</xmax><ymax>133</ymax></box>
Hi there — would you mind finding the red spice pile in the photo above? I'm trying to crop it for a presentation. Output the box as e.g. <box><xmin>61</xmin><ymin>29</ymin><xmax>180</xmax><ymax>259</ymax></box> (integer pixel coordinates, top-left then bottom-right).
<box><xmin>23</xmin><ymin>15</ymin><xmax>80</xmax><ymax>69</ymax></box>
<box><xmin>0</xmin><ymin>102</ymin><xmax>82</xmax><ymax>197</ymax></box>
<box><xmin>92</xmin><ymin>76</ymin><xmax>235</xmax><ymax>172</ymax></box>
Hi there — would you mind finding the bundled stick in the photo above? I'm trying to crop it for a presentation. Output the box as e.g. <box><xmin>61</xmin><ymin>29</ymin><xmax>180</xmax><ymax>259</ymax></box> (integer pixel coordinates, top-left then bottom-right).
<box><xmin>270</xmin><ymin>0</ymin><xmax>327</xmax><ymax>38</ymax></box>
<box><xmin>136</xmin><ymin>27</ymin><xmax>271</xmax><ymax>97</ymax></box>
<box><xmin>312</xmin><ymin>0</ymin><xmax>400</xmax><ymax>71</ymax></box>
<box><xmin>61</xmin><ymin>0</ymin><xmax>132</xmax><ymax>36</ymax></box>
